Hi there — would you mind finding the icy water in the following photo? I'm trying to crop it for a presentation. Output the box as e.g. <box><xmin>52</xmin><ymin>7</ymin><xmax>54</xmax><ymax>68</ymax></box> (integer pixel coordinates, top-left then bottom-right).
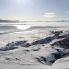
<box><xmin>0</xmin><ymin>22</ymin><xmax>69</xmax><ymax>34</ymax></box>
<box><xmin>0</xmin><ymin>25</ymin><xmax>31</xmax><ymax>34</ymax></box>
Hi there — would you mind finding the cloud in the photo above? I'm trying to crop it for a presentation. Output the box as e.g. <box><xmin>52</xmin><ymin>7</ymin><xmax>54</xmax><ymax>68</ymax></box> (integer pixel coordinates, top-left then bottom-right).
<box><xmin>65</xmin><ymin>11</ymin><xmax>69</xmax><ymax>13</ymax></box>
<box><xmin>44</xmin><ymin>12</ymin><xmax>57</xmax><ymax>18</ymax></box>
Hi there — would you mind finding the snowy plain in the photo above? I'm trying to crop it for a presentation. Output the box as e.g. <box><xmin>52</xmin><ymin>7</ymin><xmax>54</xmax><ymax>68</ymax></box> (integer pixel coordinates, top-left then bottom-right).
<box><xmin>0</xmin><ymin>23</ymin><xmax>69</xmax><ymax>69</ymax></box>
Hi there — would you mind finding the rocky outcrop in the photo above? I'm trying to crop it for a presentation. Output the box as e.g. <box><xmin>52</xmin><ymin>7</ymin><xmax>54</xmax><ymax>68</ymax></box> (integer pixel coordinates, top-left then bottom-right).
<box><xmin>32</xmin><ymin>36</ymin><xmax>54</xmax><ymax>45</ymax></box>
<box><xmin>0</xmin><ymin>30</ymin><xmax>69</xmax><ymax>66</ymax></box>
<box><xmin>51</xmin><ymin>39</ymin><xmax>69</xmax><ymax>49</ymax></box>
<box><xmin>0</xmin><ymin>41</ymin><xmax>27</xmax><ymax>51</ymax></box>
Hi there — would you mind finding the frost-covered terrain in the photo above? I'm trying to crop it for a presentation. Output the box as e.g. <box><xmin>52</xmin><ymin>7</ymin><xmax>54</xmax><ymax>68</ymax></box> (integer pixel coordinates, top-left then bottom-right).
<box><xmin>0</xmin><ymin>26</ymin><xmax>69</xmax><ymax>69</ymax></box>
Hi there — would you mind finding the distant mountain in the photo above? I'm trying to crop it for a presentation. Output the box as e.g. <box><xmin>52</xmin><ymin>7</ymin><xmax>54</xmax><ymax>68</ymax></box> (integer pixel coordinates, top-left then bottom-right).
<box><xmin>0</xmin><ymin>19</ymin><xmax>69</xmax><ymax>23</ymax></box>
<box><xmin>0</xmin><ymin>19</ymin><xmax>20</xmax><ymax>23</ymax></box>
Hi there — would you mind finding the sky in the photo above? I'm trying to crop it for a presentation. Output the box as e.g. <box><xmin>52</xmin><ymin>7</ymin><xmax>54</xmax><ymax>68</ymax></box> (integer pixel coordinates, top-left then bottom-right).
<box><xmin>0</xmin><ymin>0</ymin><xmax>69</xmax><ymax>21</ymax></box>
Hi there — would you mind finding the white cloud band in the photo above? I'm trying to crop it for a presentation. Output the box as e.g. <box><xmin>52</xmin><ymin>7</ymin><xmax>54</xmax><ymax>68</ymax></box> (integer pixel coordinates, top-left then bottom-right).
<box><xmin>44</xmin><ymin>12</ymin><xmax>57</xmax><ymax>18</ymax></box>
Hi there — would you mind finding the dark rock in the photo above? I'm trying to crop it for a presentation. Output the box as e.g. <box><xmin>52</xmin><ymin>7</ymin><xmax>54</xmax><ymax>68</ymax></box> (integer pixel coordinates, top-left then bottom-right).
<box><xmin>5</xmin><ymin>57</ymin><xmax>19</xmax><ymax>61</ymax></box>
<box><xmin>32</xmin><ymin>37</ymin><xmax>54</xmax><ymax>45</ymax></box>
<box><xmin>24</xmin><ymin>43</ymin><xmax>31</xmax><ymax>47</ymax></box>
<box><xmin>49</xmin><ymin>60</ymin><xmax>55</xmax><ymax>63</ymax></box>
<box><xmin>24</xmin><ymin>50</ymin><xmax>30</xmax><ymax>52</ymax></box>
<box><xmin>51</xmin><ymin>31</ymin><xmax>63</xmax><ymax>39</ymax></box>
<box><xmin>21</xmin><ymin>43</ymin><xmax>31</xmax><ymax>47</ymax></box>
<box><xmin>51</xmin><ymin>31</ymin><xmax>63</xmax><ymax>36</ymax></box>
<box><xmin>57</xmin><ymin>34</ymin><xmax>69</xmax><ymax>39</ymax></box>
<box><xmin>57</xmin><ymin>35</ymin><xmax>65</xmax><ymax>39</ymax></box>
<box><xmin>52</xmin><ymin>53</ymin><xmax>61</xmax><ymax>59</ymax></box>
<box><xmin>0</xmin><ymin>46</ymin><xmax>18</xmax><ymax>51</ymax></box>
<box><xmin>5</xmin><ymin>58</ymin><xmax>11</xmax><ymax>61</ymax></box>
<box><xmin>32</xmin><ymin>48</ymin><xmax>40</xmax><ymax>51</ymax></box>
<box><xmin>51</xmin><ymin>39</ymin><xmax>69</xmax><ymax>49</ymax></box>
<box><xmin>6</xmin><ymin>41</ymin><xmax>27</xmax><ymax>47</ymax></box>
<box><xmin>0</xmin><ymin>40</ymin><xmax>27</xmax><ymax>51</ymax></box>
<box><xmin>35</xmin><ymin>56</ymin><xmax>47</xmax><ymax>64</ymax></box>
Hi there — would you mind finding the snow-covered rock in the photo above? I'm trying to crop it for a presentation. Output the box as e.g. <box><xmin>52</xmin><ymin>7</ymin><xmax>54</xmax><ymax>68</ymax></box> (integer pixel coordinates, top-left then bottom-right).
<box><xmin>0</xmin><ymin>27</ymin><xmax>69</xmax><ymax>69</ymax></box>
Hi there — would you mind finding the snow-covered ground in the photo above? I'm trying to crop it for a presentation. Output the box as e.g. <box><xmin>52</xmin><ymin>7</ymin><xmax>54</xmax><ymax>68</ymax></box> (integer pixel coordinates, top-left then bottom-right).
<box><xmin>0</xmin><ymin>26</ymin><xmax>69</xmax><ymax>69</ymax></box>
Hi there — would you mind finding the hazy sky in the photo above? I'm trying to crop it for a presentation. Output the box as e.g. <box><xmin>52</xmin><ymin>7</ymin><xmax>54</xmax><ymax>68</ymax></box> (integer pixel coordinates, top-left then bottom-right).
<box><xmin>0</xmin><ymin>0</ymin><xmax>69</xmax><ymax>21</ymax></box>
